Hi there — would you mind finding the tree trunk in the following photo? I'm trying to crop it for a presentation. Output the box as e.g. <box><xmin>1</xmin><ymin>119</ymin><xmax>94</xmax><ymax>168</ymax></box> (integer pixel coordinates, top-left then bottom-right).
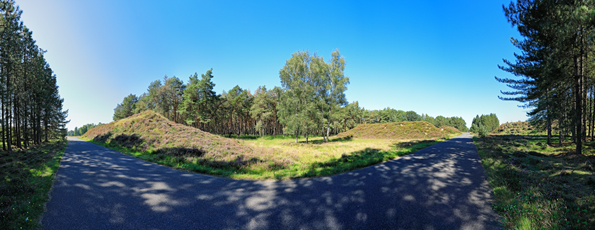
<box><xmin>575</xmin><ymin>55</ymin><xmax>583</xmax><ymax>154</ymax></box>
<box><xmin>6</xmin><ymin>63</ymin><xmax>11</xmax><ymax>151</ymax></box>
<box><xmin>591</xmin><ymin>84</ymin><xmax>595</xmax><ymax>139</ymax></box>
<box><xmin>546</xmin><ymin>88</ymin><xmax>551</xmax><ymax>145</ymax></box>
<box><xmin>305</xmin><ymin>132</ymin><xmax>309</xmax><ymax>144</ymax></box>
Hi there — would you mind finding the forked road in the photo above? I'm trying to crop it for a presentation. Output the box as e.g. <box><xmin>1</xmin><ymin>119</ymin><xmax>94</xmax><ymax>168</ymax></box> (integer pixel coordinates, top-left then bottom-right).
<box><xmin>43</xmin><ymin>134</ymin><xmax>501</xmax><ymax>229</ymax></box>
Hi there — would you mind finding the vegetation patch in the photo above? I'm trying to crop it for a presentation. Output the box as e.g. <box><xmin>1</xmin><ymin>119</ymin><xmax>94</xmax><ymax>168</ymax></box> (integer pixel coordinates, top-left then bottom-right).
<box><xmin>0</xmin><ymin>140</ymin><xmax>67</xmax><ymax>230</ymax></box>
<box><xmin>82</xmin><ymin>111</ymin><xmax>450</xmax><ymax>180</ymax></box>
<box><xmin>474</xmin><ymin>134</ymin><xmax>594</xmax><ymax>229</ymax></box>
<box><xmin>336</xmin><ymin>121</ymin><xmax>460</xmax><ymax>140</ymax></box>
<box><xmin>82</xmin><ymin>111</ymin><xmax>287</xmax><ymax>171</ymax></box>
<box><xmin>492</xmin><ymin>121</ymin><xmax>542</xmax><ymax>135</ymax></box>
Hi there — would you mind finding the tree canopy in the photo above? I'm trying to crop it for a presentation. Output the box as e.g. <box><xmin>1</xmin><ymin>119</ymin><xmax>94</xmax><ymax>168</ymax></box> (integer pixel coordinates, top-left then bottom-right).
<box><xmin>497</xmin><ymin>0</ymin><xmax>595</xmax><ymax>153</ymax></box>
<box><xmin>0</xmin><ymin>0</ymin><xmax>68</xmax><ymax>149</ymax></box>
<box><xmin>110</xmin><ymin>50</ymin><xmax>469</xmax><ymax>140</ymax></box>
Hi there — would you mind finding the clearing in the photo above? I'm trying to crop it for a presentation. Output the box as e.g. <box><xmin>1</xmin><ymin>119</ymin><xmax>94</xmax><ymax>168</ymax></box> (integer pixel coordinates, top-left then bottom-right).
<box><xmin>81</xmin><ymin>110</ymin><xmax>461</xmax><ymax>180</ymax></box>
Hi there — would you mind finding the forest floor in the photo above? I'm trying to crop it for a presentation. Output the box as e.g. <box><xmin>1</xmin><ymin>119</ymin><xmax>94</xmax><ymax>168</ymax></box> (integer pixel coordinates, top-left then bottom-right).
<box><xmin>474</xmin><ymin>134</ymin><xmax>595</xmax><ymax>229</ymax></box>
<box><xmin>0</xmin><ymin>139</ymin><xmax>67</xmax><ymax>230</ymax></box>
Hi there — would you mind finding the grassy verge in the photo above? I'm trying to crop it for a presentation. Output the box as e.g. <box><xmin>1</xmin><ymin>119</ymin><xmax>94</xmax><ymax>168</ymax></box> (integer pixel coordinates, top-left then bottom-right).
<box><xmin>81</xmin><ymin>135</ymin><xmax>451</xmax><ymax>180</ymax></box>
<box><xmin>474</xmin><ymin>135</ymin><xmax>595</xmax><ymax>229</ymax></box>
<box><xmin>0</xmin><ymin>139</ymin><xmax>68</xmax><ymax>230</ymax></box>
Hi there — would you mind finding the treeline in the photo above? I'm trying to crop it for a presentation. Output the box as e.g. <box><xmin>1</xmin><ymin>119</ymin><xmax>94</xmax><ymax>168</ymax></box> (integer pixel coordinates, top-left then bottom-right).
<box><xmin>470</xmin><ymin>113</ymin><xmax>499</xmax><ymax>135</ymax></box>
<box><xmin>66</xmin><ymin>123</ymin><xmax>102</xmax><ymax>136</ymax></box>
<box><xmin>498</xmin><ymin>1</ymin><xmax>595</xmax><ymax>153</ymax></box>
<box><xmin>362</xmin><ymin>107</ymin><xmax>468</xmax><ymax>132</ymax></box>
<box><xmin>114</xmin><ymin>50</ymin><xmax>467</xmax><ymax>142</ymax></box>
<box><xmin>0</xmin><ymin>1</ymin><xmax>68</xmax><ymax>150</ymax></box>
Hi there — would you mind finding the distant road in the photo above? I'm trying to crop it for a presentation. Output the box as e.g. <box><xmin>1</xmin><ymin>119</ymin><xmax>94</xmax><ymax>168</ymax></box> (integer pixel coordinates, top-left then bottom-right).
<box><xmin>42</xmin><ymin>134</ymin><xmax>501</xmax><ymax>229</ymax></box>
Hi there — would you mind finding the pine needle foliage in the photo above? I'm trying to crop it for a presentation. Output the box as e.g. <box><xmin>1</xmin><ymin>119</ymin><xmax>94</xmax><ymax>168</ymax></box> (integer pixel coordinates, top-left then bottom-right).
<box><xmin>0</xmin><ymin>0</ymin><xmax>68</xmax><ymax>149</ymax></box>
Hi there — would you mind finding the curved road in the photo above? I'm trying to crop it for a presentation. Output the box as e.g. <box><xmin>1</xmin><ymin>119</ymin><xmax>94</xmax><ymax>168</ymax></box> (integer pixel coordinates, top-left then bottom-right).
<box><xmin>42</xmin><ymin>133</ymin><xmax>501</xmax><ymax>229</ymax></box>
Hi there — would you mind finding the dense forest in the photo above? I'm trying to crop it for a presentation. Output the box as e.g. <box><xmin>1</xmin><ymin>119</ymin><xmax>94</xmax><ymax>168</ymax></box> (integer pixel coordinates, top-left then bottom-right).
<box><xmin>0</xmin><ymin>0</ymin><xmax>68</xmax><ymax>150</ymax></box>
<box><xmin>110</xmin><ymin>50</ymin><xmax>468</xmax><ymax>142</ymax></box>
<box><xmin>497</xmin><ymin>0</ymin><xmax>595</xmax><ymax>154</ymax></box>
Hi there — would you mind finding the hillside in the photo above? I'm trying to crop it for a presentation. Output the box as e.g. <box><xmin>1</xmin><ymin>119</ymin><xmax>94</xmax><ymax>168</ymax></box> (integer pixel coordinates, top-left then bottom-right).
<box><xmin>337</xmin><ymin>121</ymin><xmax>460</xmax><ymax>140</ymax></box>
<box><xmin>82</xmin><ymin>110</ymin><xmax>286</xmax><ymax>169</ymax></box>
<box><xmin>491</xmin><ymin>121</ymin><xmax>537</xmax><ymax>135</ymax></box>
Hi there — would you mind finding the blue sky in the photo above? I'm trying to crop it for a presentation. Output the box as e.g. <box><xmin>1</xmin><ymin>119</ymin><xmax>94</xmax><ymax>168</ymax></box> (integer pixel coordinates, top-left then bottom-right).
<box><xmin>17</xmin><ymin>0</ymin><xmax>526</xmax><ymax>130</ymax></box>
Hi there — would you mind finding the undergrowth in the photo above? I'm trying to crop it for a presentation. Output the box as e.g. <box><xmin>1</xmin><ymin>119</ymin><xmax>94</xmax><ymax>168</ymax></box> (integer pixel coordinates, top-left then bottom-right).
<box><xmin>474</xmin><ymin>135</ymin><xmax>595</xmax><ymax>229</ymax></box>
<box><xmin>0</xmin><ymin>139</ymin><xmax>67</xmax><ymax>230</ymax></box>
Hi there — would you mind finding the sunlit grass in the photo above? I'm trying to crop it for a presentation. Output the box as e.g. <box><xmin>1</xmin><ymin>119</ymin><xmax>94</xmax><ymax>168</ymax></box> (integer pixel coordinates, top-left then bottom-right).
<box><xmin>85</xmin><ymin>134</ymin><xmax>450</xmax><ymax>180</ymax></box>
<box><xmin>0</xmin><ymin>140</ymin><xmax>67</xmax><ymax>230</ymax></box>
<box><xmin>244</xmin><ymin>135</ymin><xmax>415</xmax><ymax>164</ymax></box>
<box><xmin>474</xmin><ymin>134</ymin><xmax>595</xmax><ymax>229</ymax></box>
<box><xmin>82</xmin><ymin>111</ymin><xmax>458</xmax><ymax>180</ymax></box>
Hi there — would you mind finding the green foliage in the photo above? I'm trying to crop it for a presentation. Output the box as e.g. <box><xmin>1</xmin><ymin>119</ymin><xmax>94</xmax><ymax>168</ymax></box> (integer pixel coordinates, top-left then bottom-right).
<box><xmin>497</xmin><ymin>1</ymin><xmax>595</xmax><ymax>154</ymax></box>
<box><xmin>110</xmin><ymin>51</ymin><xmax>466</xmax><ymax>140</ymax></box>
<box><xmin>361</xmin><ymin>108</ymin><xmax>467</xmax><ymax>132</ymax></box>
<box><xmin>179</xmin><ymin>69</ymin><xmax>218</xmax><ymax>128</ymax></box>
<box><xmin>0</xmin><ymin>139</ymin><xmax>67</xmax><ymax>229</ymax></box>
<box><xmin>67</xmin><ymin>123</ymin><xmax>103</xmax><ymax>136</ymax></box>
<box><xmin>474</xmin><ymin>135</ymin><xmax>595</xmax><ymax>229</ymax></box>
<box><xmin>113</xmin><ymin>94</ymin><xmax>138</xmax><ymax>121</ymax></box>
<box><xmin>250</xmin><ymin>86</ymin><xmax>276</xmax><ymax>136</ymax></box>
<box><xmin>276</xmin><ymin>50</ymin><xmax>350</xmax><ymax>143</ymax></box>
<box><xmin>0</xmin><ymin>1</ymin><xmax>68</xmax><ymax>148</ymax></box>
<box><xmin>477</xmin><ymin>124</ymin><xmax>489</xmax><ymax>137</ymax></box>
<box><xmin>470</xmin><ymin>113</ymin><xmax>499</xmax><ymax>133</ymax></box>
<box><xmin>277</xmin><ymin>51</ymin><xmax>317</xmax><ymax>142</ymax></box>
<box><xmin>405</xmin><ymin>110</ymin><xmax>420</xmax><ymax>121</ymax></box>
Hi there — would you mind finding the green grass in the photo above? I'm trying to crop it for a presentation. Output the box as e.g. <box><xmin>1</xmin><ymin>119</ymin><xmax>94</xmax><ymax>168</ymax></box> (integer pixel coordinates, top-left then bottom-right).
<box><xmin>0</xmin><ymin>139</ymin><xmax>68</xmax><ymax>230</ymax></box>
<box><xmin>83</xmin><ymin>135</ymin><xmax>447</xmax><ymax>180</ymax></box>
<box><xmin>81</xmin><ymin>110</ymin><xmax>458</xmax><ymax>180</ymax></box>
<box><xmin>474</xmin><ymin>134</ymin><xmax>595</xmax><ymax>229</ymax></box>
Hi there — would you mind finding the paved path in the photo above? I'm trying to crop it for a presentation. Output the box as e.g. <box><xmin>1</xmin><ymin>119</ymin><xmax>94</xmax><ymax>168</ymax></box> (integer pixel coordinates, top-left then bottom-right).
<box><xmin>42</xmin><ymin>134</ymin><xmax>501</xmax><ymax>229</ymax></box>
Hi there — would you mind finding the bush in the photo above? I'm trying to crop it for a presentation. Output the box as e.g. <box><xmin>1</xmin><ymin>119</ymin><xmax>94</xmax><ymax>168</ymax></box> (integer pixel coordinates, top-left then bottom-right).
<box><xmin>478</xmin><ymin>124</ymin><xmax>489</xmax><ymax>137</ymax></box>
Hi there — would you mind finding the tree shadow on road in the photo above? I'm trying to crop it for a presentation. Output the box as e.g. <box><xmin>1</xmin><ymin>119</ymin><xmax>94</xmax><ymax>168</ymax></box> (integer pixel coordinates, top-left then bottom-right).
<box><xmin>42</xmin><ymin>136</ymin><xmax>502</xmax><ymax>229</ymax></box>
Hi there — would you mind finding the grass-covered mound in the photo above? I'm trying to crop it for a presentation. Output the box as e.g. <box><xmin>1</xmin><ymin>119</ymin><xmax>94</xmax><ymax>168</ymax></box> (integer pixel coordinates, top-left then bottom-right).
<box><xmin>82</xmin><ymin>110</ymin><xmax>289</xmax><ymax>171</ymax></box>
<box><xmin>81</xmin><ymin>111</ymin><xmax>450</xmax><ymax>180</ymax></box>
<box><xmin>337</xmin><ymin>121</ymin><xmax>460</xmax><ymax>140</ymax></box>
<box><xmin>492</xmin><ymin>121</ymin><xmax>538</xmax><ymax>135</ymax></box>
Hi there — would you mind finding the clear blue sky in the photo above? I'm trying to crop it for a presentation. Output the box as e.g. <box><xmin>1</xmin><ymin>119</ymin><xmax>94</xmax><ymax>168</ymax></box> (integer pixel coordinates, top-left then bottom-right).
<box><xmin>17</xmin><ymin>0</ymin><xmax>526</xmax><ymax>130</ymax></box>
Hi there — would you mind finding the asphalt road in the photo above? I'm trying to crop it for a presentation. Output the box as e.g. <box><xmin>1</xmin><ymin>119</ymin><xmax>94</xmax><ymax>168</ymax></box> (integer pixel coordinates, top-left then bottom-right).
<box><xmin>42</xmin><ymin>133</ymin><xmax>501</xmax><ymax>230</ymax></box>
